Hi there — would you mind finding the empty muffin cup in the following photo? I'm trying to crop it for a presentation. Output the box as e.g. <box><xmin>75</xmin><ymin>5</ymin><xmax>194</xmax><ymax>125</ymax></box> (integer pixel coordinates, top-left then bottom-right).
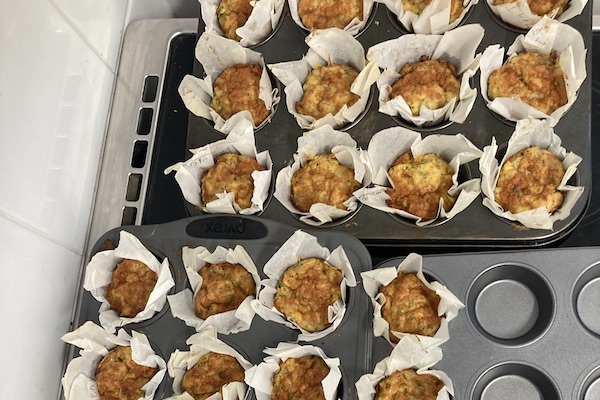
<box><xmin>573</xmin><ymin>262</ymin><xmax>600</xmax><ymax>338</ymax></box>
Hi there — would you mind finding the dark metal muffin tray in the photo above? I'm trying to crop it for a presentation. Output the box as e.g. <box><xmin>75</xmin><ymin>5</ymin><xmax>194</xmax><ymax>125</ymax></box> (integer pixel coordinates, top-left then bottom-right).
<box><xmin>186</xmin><ymin>2</ymin><xmax>593</xmax><ymax>248</ymax></box>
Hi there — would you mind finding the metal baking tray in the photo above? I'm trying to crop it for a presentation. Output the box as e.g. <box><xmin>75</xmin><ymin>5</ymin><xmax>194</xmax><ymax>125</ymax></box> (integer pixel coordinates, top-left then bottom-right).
<box><xmin>185</xmin><ymin>2</ymin><xmax>593</xmax><ymax>248</ymax></box>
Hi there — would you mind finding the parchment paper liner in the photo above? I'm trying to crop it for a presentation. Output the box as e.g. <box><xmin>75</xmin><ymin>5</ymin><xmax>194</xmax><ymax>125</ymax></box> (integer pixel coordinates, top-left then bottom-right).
<box><xmin>165</xmin><ymin>327</ymin><xmax>253</xmax><ymax>400</ymax></box>
<box><xmin>479</xmin><ymin>118</ymin><xmax>584</xmax><ymax>230</ymax></box>
<box><xmin>250</xmin><ymin>230</ymin><xmax>357</xmax><ymax>341</ymax></box>
<box><xmin>355</xmin><ymin>127</ymin><xmax>483</xmax><ymax>226</ymax></box>
<box><xmin>268</xmin><ymin>28</ymin><xmax>380</xmax><ymax>130</ymax></box>
<box><xmin>83</xmin><ymin>231</ymin><xmax>175</xmax><ymax>333</ymax></box>
<box><xmin>167</xmin><ymin>245</ymin><xmax>260</xmax><ymax>334</ymax></box>
<box><xmin>178</xmin><ymin>31</ymin><xmax>280</xmax><ymax>135</ymax></box>
<box><xmin>360</xmin><ymin>252</ymin><xmax>464</xmax><ymax>349</ymax></box>
<box><xmin>199</xmin><ymin>0</ymin><xmax>285</xmax><ymax>47</ymax></box>
<box><xmin>288</xmin><ymin>0</ymin><xmax>376</xmax><ymax>35</ymax></box>
<box><xmin>274</xmin><ymin>125</ymin><xmax>371</xmax><ymax>225</ymax></box>
<box><xmin>245</xmin><ymin>342</ymin><xmax>342</xmax><ymax>400</ymax></box>
<box><xmin>480</xmin><ymin>16</ymin><xmax>586</xmax><ymax>127</ymax></box>
<box><xmin>486</xmin><ymin>0</ymin><xmax>588</xmax><ymax>30</ymax></box>
<box><xmin>355</xmin><ymin>335</ymin><xmax>453</xmax><ymax>400</ymax></box>
<box><xmin>366</xmin><ymin>24</ymin><xmax>484</xmax><ymax>127</ymax></box>
<box><xmin>61</xmin><ymin>321</ymin><xmax>167</xmax><ymax>400</ymax></box>
<box><xmin>164</xmin><ymin>119</ymin><xmax>273</xmax><ymax>215</ymax></box>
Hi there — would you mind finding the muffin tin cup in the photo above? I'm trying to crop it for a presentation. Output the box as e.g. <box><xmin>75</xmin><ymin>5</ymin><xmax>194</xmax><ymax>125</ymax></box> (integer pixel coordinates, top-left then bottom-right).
<box><xmin>288</xmin><ymin>0</ymin><xmax>377</xmax><ymax>36</ymax></box>
<box><xmin>484</xmin><ymin>0</ymin><xmax>589</xmax><ymax>31</ymax></box>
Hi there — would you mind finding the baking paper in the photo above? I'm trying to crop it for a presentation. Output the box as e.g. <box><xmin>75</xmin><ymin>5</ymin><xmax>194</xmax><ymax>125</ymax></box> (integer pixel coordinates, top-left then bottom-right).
<box><xmin>288</xmin><ymin>0</ymin><xmax>375</xmax><ymax>35</ymax></box>
<box><xmin>486</xmin><ymin>0</ymin><xmax>588</xmax><ymax>29</ymax></box>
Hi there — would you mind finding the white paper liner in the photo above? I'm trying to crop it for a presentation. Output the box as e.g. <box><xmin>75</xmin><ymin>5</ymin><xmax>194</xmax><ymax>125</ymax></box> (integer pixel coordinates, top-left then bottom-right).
<box><xmin>164</xmin><ymin>119</ymin><xmax>273</xmax><ymax>214</ymax></box>
<box><xmin>479</xmin><ymin>16</ymin><xmax>586</xmax><ymax>127</ymax></box>
<box><xmin>486</xmin><ymin>0</ymin><xmax>588</xmax><ymax>29</ymax></box>
<box><xmin>360</xmin><ymin>253</ymin><xmax>464</xmax><ymax>348</ymax></box>
<box><xmin>288</xmin><ymin>0</ymin><xmax>376</xmax><ymax>35</ymax></box>
<box><xmin>250</xmin><ymin>230</ymin><xmax>357</xmax><ymax>341</ymax></box>
<box><xmin>178</xmin><ymin>31</ymin><xmax>280</xmax><ymax>134</ymax></box>
<box><xmin>61</xmin><ymin>321</ymin><xmax>167</xmax><ymax>400</ymax></box>
<box><xmin>273</xmin><ymin>125</ymin><xmax>371</xmax><ymax>225</ymax></box>
<box><xmin>355</xmin><ymin>335</ymin><xmax>453</xmax><ymax>399</ymax></box>
<box><xmin>479</xmin><ymin>118</ymin><xmax>584</xmax><ymax>230</ymax></box>
<box><xmin>165</xmin><ymin>327</ymin><xmax>253</xmax><ymax>400</ymax></box>
<box><xmin>82</xmin><ymin>231</ymin><xmax>175</xmax><ymax>333</ymax></box>
<box><xmin>268</xmin><ymin>28</ymin><xmax>380</xmax><ymax>130</ymax></box>
<box><xmin>167</xmin><ymin>245</ymin><xmax>260</xmax><ymax>334</ymax></box>
<box><xmin>245</xmin><ymin>342</ymin><xmax>342</xmax><ymax>400</ymax></box>
<box><xmin>354</xmin><ymin>127</ymin><xmax>483</xmax><ymax>226</ymax></box>
<box><xmin>199</xmin><ymin>0</ymin><xmax>285</xmax><ymax>47</ymax></box>
<box><xmin>366</xmin><ymin>24</ymin><xmax>484</xmax><ymax>127</ymax></box>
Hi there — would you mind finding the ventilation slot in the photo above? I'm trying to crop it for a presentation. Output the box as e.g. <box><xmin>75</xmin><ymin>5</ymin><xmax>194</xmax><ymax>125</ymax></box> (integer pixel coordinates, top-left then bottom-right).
<box><xmin>137</xmin><ymin>108</ymin><xmax>153</xmax><ymax>135</ymax></box>
<box><xmin>142</xmin><ymin>75</ymin><xmax>159</xmax><ymax>102</ymax></box>
<box><xmin>131</xmin><ymin>140</ymin><xmax>148</xmax><ymax>168</ymax></box>
<box><xmin>121</xmin><ymin>207</ymin><xmax>138</xmax><ymax>225</ymax></box>
<box><xmin>125</xmin><ymin>173</ymin><xmax>142</xmax><ymax>201</ymax></box>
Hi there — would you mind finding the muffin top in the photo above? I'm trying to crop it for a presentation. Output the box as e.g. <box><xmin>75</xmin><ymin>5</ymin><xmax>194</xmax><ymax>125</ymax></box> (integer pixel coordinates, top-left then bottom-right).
<box><xmin>402</xmin><ymin>0</ymin><xmax>464</xmax><ymax>23</ymax></box>
<box><xmin>375</xmin><ymin>368</ymin><xmax>444</xmax><ymax>400</ymax></box>
<box><xmin>106</xmin><ymin>258</ymin><xmax>158</xmax><ymax>318</ymax></box>
<box><xmin>297</xmin><ymin>0</ymin><xmax>363</xmax><ymax>30</ymax></box>
<box><xmin>181</xmin><ymin>351</ymin><xmax>246</xmax><ymax>400</ymax></box>
<box><xmin>492</xmin><ymin>0</ymin><xmax>569</xmax><ymax>17</ymax></box>
<box><xmin>217</xmin><ymin>0</ymin><xmax>253</xmax><ymax>41</ymax></box>
<box><xmin>272</xmin><ymin>355</ymin><xmax>330</xmax><ymax>400</ymax></box>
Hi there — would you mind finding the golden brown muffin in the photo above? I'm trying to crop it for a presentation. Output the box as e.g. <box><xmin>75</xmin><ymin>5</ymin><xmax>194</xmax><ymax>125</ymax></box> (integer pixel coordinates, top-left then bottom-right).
<box><xmin>386</xmin><ymin>152</ymin><xmax>456</xmax><ymax>220</ymax></box>
<box><xmin>390</xmin><ymin>57</ymin><xmax>460</xmax><ymax>117</ymax></box>
<box><xmin>296</xmin><ymin>64</ymin><xmax>360</xmax><ymax>120</ymax></box>
<box><xmin>272</xmin><ymin>356</ymin><xmax>330</xmax><ymax>400</ymax></box>
<box><xmin>194</xmin><ymin>262</ymin><xmax>256</xmax><ymax>319</ymax></box>
<box><xmin>106</xmin><ymin>258</ymin><xmax>158</xmax><ymax>318</ymax></box>
<box><xmin>402</xmin><ymin>0</ymin><xmax>464</xmax><ymax>22</ymax></box>
<box><xmin>201</xmin><ymin>153</ymin><xmax>264</xmax><ymax>209</ymax></box>
<box><xmin>297</xmin><ymin>0</ymin><xmax>363</xmax><ymax>30</ymax></box>
<box><xmin>488</xmin><ymin>51</ymin><xmax>567</xmax><ymax>116</ymax></box>
<box><xmin>290</xmin><ymin>153</ymin><xmax>361</xmax><ymax>213</ymax></box>
<box><xmin>375</xmin><ymin>369</ymin><xmax>444</xmax><ymax>400</ymax></box>
<box><xmin>217</xmin><ymin>0</ymin><xmax>253</xmax><ymax>41</ymax></box>
<box><xmin>494</xmin><ymin>146</ymin><xmax>565</xmax><ymax>214</ymax></box>
<box><xmin>274</xmin><ymin>258</ymin><xmax>343</xmax><ymax>332</ymax></box>
<box><xmin>211</xmin><ymin>63</ymin><xmax>270</xmax><ymax>126</ymax></box>
<box><xmin>95</xmin><ymin>346</ymin><xmax>158</xmax><ymax>400</ymax></box>
<box><xmin>181</xmin><ymin>352</ymin><xmax>245</xmax><ymax>400</ymax></box>
<box><xmin>379</xmin><ymin>273</ymin><xmax>441</xmax><ymax>342</ymax></box>
<box><xmin>492</xmin><ymin>0</ymin><xmax>568</xmax><ymax>17</ymax></box>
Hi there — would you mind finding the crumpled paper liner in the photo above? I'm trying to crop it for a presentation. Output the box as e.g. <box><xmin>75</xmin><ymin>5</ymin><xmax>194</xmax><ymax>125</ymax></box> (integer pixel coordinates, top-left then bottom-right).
<box><xmin>178</xmin><ymin>31</ymin><xmax>280</xmax><ymax>134</ymax></box>
<box><xmin>167</xmin><ymin>245</ymin><xmax>260</xmax><ymax>334</ymax></box>
<box><xmin>479</xmin><ymin>118</ymin><xmax>584</xmax><ymax>230</ymax></box>
<box><xmin>366</xmin><ymin>24</ymin><xmax>484</xmax><ymax>127</ymax></box>
<box><xmin>274</xmin><ymin>126</ymin><xmax>371</xmax><ymax>225</ymax></box>
<box><xmin>355</xmin><ymin>127</ymin><xmax>483</xmax><ymax>226</ymax></box>
<box><xmin>355</xmin><ymin>335</ymin><xmax>453</xmax><ymax>399</ymax></box>
<box><xmin>268</xmin><ymin>28</ymin><xmax>380</xmax><ymax>130</ymax></box>
<box><xmin>245</xmin><ymin>342</ymin><xmax>342</xmax><ymax>400</ymax></box>
<box><xmin>480</xmin><ymin>16</ymin><xmax>586</xmax><ymax>127</ymax></box>
<box><xmin>165</xmin><ymin>327</ymin><xmax>253</xmax><ymax>400</ymax></box>
<box><xmin>251</xmin><ymin>230</ymin><xmax>357</xmax><ymax>341</ymax></box>
<box><xmin>199</xmin><ymin>0</ymin><xmax>285</xmax><ymax>47</ymax></box>
<box><xmin>288</xmin><ymin>0</ymin><xmax>376</xmax><ymax>35</ymax></box>
<box><xmin>83</xmin><ymin>231</ymin><xmax>175</xmax><ymax>333</ymax></box>
<box><xmin>486</xmin><ymin>0</ymin><xmax>588</xmax><ymax>30</ymax></box>
<box><xmin>360</xmin><ymin>253</ymin><xmax>464</xmax><ymax>349</ymax></box>
<box><xmin>61</xmin><ymin>321</ymin><xmax>166</xmax><ymax>400</ymax></box>
<box><xmin>164</xmin><ymin>119</ymin><xmax>272</xmax><ymax>215</ymax></box>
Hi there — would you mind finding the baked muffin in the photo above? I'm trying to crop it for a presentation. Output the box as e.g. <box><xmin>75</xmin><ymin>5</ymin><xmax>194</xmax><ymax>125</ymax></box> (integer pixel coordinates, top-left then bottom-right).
<box><xmin>194</xmin><ymin>262</ymin><xmax>256</xmax><ymax>319</ymax></box>
<box><xmin>201</xmin><ymin>153</ymin><xmax>264</xmax><ymax>209</ymax></box>
<box><xmin>106</xmin><ymin>258</ymin><xmax>158</xmax><ymax>318</ymax></box>
<box><xmin>494</xmin><ymin>146</ymin><xmax>565</xmax><ymax>214</ymax></box>
<box><xmin>217</xmin><ymin>0</ymin><xmax>253</xmax><ymax>41</ymax></box>
<box><xmin>379</xmin><ymin>272</ymin><xmax>441</xmax><ymax>342</ymax></box>
<box><xmin>375</xmin><ymin>368</ymin><xmax>444</xmax><ymax>400</ymax></box>
<box><xmin>492</xmin><ymin>0</ymin><xmax>569</xmax><ymax>17</ymax></box>
<box><xmin>290</xmin><ymin>153</ymin><xmax>361</xmax><ymax>213</ymax></box>
<box><xmin>274</xmin><ymin>257</ymin><xmax>343</xmax><ymax>332</ymax></box>
<box><xmin>386</xmin><ymin>152</ymin><xmax>456</xmax><ymax>220</ymax></box>
<box><xmin>297</xmin><ymin>0</ymin><xmax>363</xmax><ymax>30</ymax></box>
<box><xmin>402</xmin><ymin>0</ymin><xmax>464</xmax><ymax>22</ymax></box>
<box><xmin>296</xmin><ymin>64</ymin><xmax>360</xmax><ymax>120</ymax></box>
<box><xmin>272</xmin><ymin>356</ymin><xmax>330</xmax><ymax>400</ymax></box>
<box><xmin>211</xmin><ymin>63</ymin><xmax>270</xmax><ymax>125</ymax></box>
<box><xmin>181</xmin><ymin>351</ymin><xmax>245</xmax><ymax>400</ymax></box>
<box><xmin>487</xmin><ymin>51</ymin><xmax>567</xmax><ymax>116</ymax></box>
<box><xmin>95</xmin><ymin>346</ymin><xmax>159</xmax><ymax>400</ymax></box>
<box><xmin>390</xmin><ymin>57</ymin><xmax>460</xmax><ymax>117</ymax></box>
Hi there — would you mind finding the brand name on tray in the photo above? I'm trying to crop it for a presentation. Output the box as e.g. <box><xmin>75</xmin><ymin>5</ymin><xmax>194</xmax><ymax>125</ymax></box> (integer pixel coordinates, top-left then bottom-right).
<box><xmin>205</xmin><ymin>221</ymin><xmax>246</xmax><ymax>234</ymax></box>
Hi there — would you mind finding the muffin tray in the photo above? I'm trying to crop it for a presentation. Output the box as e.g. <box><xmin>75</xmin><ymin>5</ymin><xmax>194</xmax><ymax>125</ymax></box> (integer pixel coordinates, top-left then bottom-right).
<box><xmin>185</xmin><ymin>1</ymin><xmax>593</xmax><ymax>247</ymax></box>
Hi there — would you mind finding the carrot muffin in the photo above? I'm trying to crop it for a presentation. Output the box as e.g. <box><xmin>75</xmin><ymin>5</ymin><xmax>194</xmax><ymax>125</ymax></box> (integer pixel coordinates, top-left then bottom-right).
<box><xmin>217</xmin><ymin>0</ymin><xmax>253</xmax><ymax>41</ymax></box>
<box><xmin>386</xmin><ymin>152</ymin><xmax>456</xmax><ymax>220</ymax></box>
<box><xmin>95</xmin><ymin>346</ymin><xmax>159</xmax><ymax>400</ymax></box>
<box><xmin>402</xmin><ymin>0</ymin><xmax>464</xmax><ymax>23</ymax></box>
<box><xmin>181</xmin><ymin>352</ymin><xmax>245</xmax><ymax>400</ymax></box>
<box><xmin>390</xmin><ymin>57</ymin><xmax>461</xmax><ymax>117</ymax></box>
<box><xmin>375</xmin><ymin>368</ymin><xmax>444</xmax><ymax>400</ymax></box>
<box><xmin>492</xmin><ymin>0</ymin><xmax>569</xmax><ymax>17</ymax></box>
<box><xmin>290</xmin><ymin>153</ymin><xmax>361</xmax><ymax>213</ymax></box>
<box><xmin>272</xmin><ymin>356</ymin><xmax>330</xmax><ymax>400</ymax></box>
<box><xmin>297</xmin><ymin>0</ymin><xmax>363</xmax><ymax>30</ymax></box>
<box><xmin>494</xmin><ymin>146</ymin><xmax>565</xmax><ymax>214</ymax></box>
<box><xmin>194</xmin><ymin>262</ymin><xmax>256</xmax><ymax>319</ymax></box>
<box><xmin>487</xmin><ymin>51</ymin><xmax>567</xmax><ymax>116</ymax></box>
<box><xmin>379</xmin><ymin>273</ymin><xmax>441</xmax><ymax>342</ymax></box>
<box><xmin>274</xmin><ymin>257</ymin><xmax>343</xmax><ymax>332</ymax></box>
<box><xmin>106</xmin><ymin>258</ymin><xmax>158</xmax><ymax>318</ymax></box>
<box><xmin>296</xmin><ymin>64</ymin><xmax>360</xmax><ymax>120</ymax></box>
<box><xmin>211</xmin><ymin>63</ymin><xmax>270</xmax><ymax>125</ymax></box>
<box><xmin>201</xmin><ymin>153</ymin><xmax>264</xmax><ymax>209</ymax></box>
